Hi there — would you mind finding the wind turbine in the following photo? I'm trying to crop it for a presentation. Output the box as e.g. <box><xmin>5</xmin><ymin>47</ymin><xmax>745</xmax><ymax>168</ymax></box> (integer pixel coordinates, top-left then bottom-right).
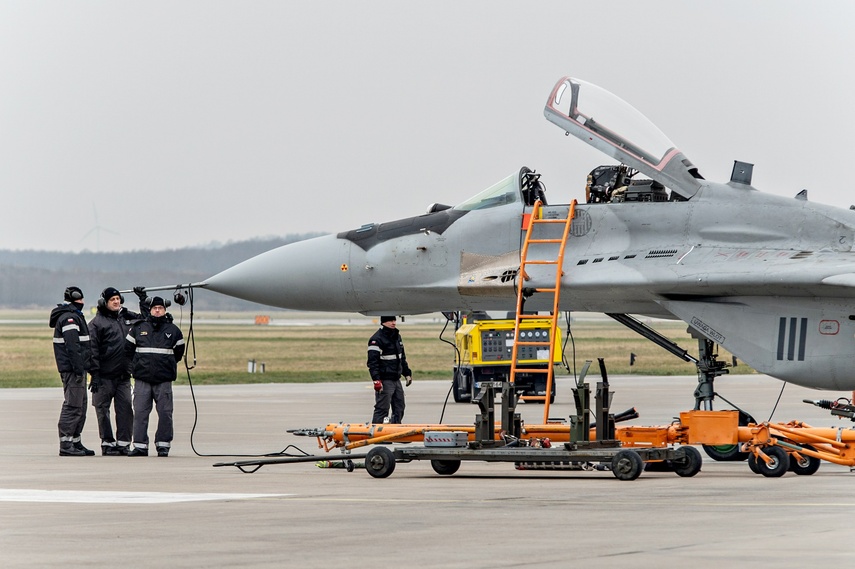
<box><xmin>79</xmin><ymin>203</ymin><xmax>119</xmax><ymax>251</ymax></box>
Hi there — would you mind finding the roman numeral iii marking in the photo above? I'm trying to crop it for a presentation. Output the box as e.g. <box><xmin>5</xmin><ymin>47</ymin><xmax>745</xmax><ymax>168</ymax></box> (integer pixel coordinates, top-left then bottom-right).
<box><xmin>776</xmin><ymin>317</ymin><xmax>807</xmax><ymax>361</ymax></box>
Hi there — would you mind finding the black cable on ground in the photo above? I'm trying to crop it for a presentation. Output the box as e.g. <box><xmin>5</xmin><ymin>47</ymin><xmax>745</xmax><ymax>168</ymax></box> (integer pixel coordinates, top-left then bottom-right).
<box><xmin>178</xmin><ymin>286</ymin><xmax>315</xmax><ymax>459</ymax></box>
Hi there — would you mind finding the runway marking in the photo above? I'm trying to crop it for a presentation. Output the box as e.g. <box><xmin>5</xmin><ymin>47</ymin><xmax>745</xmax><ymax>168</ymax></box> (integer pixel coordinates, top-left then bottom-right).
<box><xmin>0</xmin><ymin>489</ymin><xmax>290</xmax><ymax>504</ymax></box>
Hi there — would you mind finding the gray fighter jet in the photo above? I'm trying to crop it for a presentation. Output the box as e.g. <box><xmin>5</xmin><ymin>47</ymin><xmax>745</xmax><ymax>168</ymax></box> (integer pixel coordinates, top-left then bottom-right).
<box><xmin>202</xmin><ymin>76</ymin><xmax>855</xmax><ymax>395</ymax></box>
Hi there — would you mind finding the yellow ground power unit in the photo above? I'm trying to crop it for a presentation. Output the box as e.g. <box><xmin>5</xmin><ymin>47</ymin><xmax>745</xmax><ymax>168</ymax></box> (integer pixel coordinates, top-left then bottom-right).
<box><xmin>452</xmin><ymin>315</ymin><xmax>562</xmax><ymax>403</ymax></box>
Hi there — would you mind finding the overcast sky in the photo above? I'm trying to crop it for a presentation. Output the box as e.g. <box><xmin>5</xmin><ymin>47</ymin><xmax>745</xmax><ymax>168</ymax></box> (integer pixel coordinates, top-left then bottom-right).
<box><xmin>1</xmin><ymin>1</ymin><xmax>853</xmax><ymax>252</ymax></box>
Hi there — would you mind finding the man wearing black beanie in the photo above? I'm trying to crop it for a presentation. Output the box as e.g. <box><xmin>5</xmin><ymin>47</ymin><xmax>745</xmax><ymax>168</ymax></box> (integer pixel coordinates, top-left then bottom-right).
<box><xmin>88</xmin><ymin>286</ymin><xmax>144</xmax><ymax>455</ymax></box>
<box><xmin>125</xmin><ymin>295</ymin><xmax>185</xmax><ymax>457</ymax></box>
<box><xmin>367</xmin><ymin>316</ymin><xmax>413</xmax><ymax>424</ymax></box>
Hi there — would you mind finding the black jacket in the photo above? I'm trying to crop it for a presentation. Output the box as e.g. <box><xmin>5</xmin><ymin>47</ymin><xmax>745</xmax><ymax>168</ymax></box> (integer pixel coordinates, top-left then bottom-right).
<box><xmin>50</xmin><ymin>303</ymin><xmax>91</xmax><ymax>376</ymax></box>
<box><xmin>124</xmin><ymin>314</ymin><xmax>185</xmax><ymax>383</ymax></box>
<box><xmin>89</xmin><ymin>305</ymin><xmax>142</xmax><ymax>381</ymax></box>
<box><xmin>367</xmin><ymin>326</ymin><xmax>412</xmax><ymax>381</ymax></box>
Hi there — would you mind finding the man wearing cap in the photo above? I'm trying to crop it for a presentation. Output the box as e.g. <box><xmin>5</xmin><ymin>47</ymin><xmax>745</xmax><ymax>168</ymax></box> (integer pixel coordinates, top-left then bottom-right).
<box><xmin>88</xmin><ymin>287</ymin><xmax>144</xmax><ymax>455</ymax></box>
<box><xmin>124</xmin><ymin>296</ymin><xmax>185</xmax><ymax>457</ymax></box>
<box><xmin>49</xmin><ymin>286</ymin><xmax>95</xmax><ymax>456</ymax></box>
<box><xmin>367</xmin><ymin>316</ymin><xmax>413</xmax><ymax>424</ymax></box>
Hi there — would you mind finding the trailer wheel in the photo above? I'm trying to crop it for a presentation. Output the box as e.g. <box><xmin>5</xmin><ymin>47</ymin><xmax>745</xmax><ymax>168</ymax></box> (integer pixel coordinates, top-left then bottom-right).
<box><xmin>789</xmin><ymin>447</ymin><xmax>821</xmax><ymax>476</ymax></box>
<box><xmin>366</xmin><ymin>447</ymin><xmax>396</xmax><ymax>478</ymax></box>
<box><xmin>611</xmin><ymin>450</ymin><xmax>643</xmax><ymax>481</ymax></box>
<box><xmin>430</xmin><ymin>459</ymin><xmax>461</xmax><ymax>476</ymax></box>
<box><xmin>747</xmin><ymin>453</ymin><xmax>762</xmax><ymax>474</ymax></box>
<box><xmin>756</xmin><ymin>446</ymin><xmax>789</xmax><ymax>478</ymax></box>
<box><xmin>673</xmin><ymin>446</ymin><xmax>702</xmax><ymax>477</ymax></box>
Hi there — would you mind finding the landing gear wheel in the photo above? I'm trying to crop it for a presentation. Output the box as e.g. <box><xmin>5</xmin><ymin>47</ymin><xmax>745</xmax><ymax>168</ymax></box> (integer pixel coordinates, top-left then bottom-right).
<box><xmin>702</xmin><ymin>443</ymin><xmax>747</xmax><ymax>462</ymax></box>
<box><xmin>610</xmin><ymin>450</ymin><xmax>643</xmax><ymax>481</ymax></box>
<box><xmin>755</xmin><ymin>446</ymin><xmax>789</xmax><ymax>478</ymax></box>
<box><xmin>344</xmin><ymin>459</ymin><xmax>355</xmax><ymax>473</ymax></box>
<box><xmin>702</xmin><ymin>411</ymin><xmax>753</xmax><ymax>462</ymax></box>
<box><xmin>789</xmin><ymin>447</ymin><xmax>821</xmax><ymax>476</ymax></box>
<box><xmin>366</xmin><ymin>446</ymin><xmax>396</xmax><ymax>478</ymax></box>
<box><xmin>673</xmin><ymin>446</ymin><xmax>702</xmax><ymax>477</ymax></box>
<box><xmin>430</xmin><ymin>459</ymin><xmax>461</xmax><ymax>476</ymax></box>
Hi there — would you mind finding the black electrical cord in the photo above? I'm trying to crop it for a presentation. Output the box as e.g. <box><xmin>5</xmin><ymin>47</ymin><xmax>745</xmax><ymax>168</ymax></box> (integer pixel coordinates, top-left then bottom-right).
<box><xmin>562</xmin><ymin>311</ymin><xmax>577</xmax><ymax>383</ymax></box>
<box><xmin>437</xmin><ymin>313</ymin><xmax>461</xmax><ymax>424</ymax></box>
<box><xmin>766</xmin><ymin>381</ymin><xmax>788</xmax><ymax>423</ymax></box>
<box><xmin>178</xmin><ymin>286</ymin><xmax>315</xmax><ymax>459</ymax></box>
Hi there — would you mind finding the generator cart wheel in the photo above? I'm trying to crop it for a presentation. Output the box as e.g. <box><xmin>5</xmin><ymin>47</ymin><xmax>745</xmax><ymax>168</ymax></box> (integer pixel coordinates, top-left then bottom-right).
<box><xmin>366</xmin><ymin>446</ymin><xmax>396</xmax><ymax>479</ymax></box>
<box><xmin>789</xmin><ymin>447</ymin><xmax>821</xmax><ymax>476</ymax></box>
<box><xmin>756</xmin><ymin>446</ymin><xmax>789</xmax><ymax>478</ymax></box>
<box><xmin>611</xmin><ymin>450</ymin><xmax>643</xmax><ymax>481</ymax></box>
<box><xmin>673</xmin><ymin>446</ymin><xmax>702</xmax><ymax>477</ymax></box>
<box><xmin>430</xmin><ymin>459</ymin><xmax>461</xmax><ymax>476</ymax></box>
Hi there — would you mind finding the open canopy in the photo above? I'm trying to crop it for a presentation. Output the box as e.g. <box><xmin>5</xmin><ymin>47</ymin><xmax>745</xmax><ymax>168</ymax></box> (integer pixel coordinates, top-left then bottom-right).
<box><xmin>544</xmin><ymin>76</ymin><xmax>703</xmax><ymax>200</ymax></box>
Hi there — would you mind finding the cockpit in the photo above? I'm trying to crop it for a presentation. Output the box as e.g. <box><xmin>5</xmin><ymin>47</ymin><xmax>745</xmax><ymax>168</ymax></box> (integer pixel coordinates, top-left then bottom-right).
<box><xmin>544</xmin><ymin>76</ymin><xmax>704</xmax><ymax>201</ymax></box>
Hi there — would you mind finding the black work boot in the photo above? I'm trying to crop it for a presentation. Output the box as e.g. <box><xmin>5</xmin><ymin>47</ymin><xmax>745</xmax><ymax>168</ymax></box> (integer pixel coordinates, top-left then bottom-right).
<box><xmin>102</xmin><ymin>446</ymin><xmax>122</xmax><ymax>456</ymax></box>
<box><xmin>156</xmin><ymin>447</ymin><xmax>169</xmax><ymax>457</ymax></box>
<box><xmin>127</xmin><ymin>447</ymin><xmax>148</xmax><ymax>457</ymax></box>
<box><xmin>59</xmin><ymin>442</ymin><xmax>86</xmax><ymax>456</ymax></box>
<box><xmin>74</xmin><ymin>442</ymin><xmax>96</xmax><ymax>456</ymax></box>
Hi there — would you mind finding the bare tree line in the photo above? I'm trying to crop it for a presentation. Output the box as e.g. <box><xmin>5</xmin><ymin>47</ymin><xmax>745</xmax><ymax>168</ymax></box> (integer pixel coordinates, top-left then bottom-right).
<box><xmin>0</xmin><ymin>234</ymin><xmax>321</xmax><ymax>310</ymax></box>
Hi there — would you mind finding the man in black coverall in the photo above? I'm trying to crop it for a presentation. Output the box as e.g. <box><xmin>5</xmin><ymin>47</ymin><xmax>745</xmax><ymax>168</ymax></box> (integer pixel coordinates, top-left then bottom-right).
<box><xmin>125</xmin><ymin>296</ymin><xmax>185</xmax><ymax>457</ymax></box>
<box><xmin>88</xmin><ymin>286</ymin><xmax>144</xmax><ymax>455</ymax></box>
<box><xmin>367</xmin><ymin>316</ymin><xmax>413</xmax><ymax>424</ymax></box>
<box><xmin>50</xmin><ymin>286</ymin><xmax>95</xmax><ymax>456</ymax></box>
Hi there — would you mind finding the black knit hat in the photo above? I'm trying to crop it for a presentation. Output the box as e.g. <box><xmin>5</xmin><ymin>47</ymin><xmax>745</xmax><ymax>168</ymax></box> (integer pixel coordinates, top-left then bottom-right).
<box><xmin>380</xmin><ymin>315</ymin><xmax>396</xmax><ymax>323</ymax></box>
<box><xmin>150</xmin><ymin>296</ymin><xmax>166</xmax><ymax>309</ymax></box>
<box><xmin>101</xmin><ymin>287</ymin><xmax>122</xmax><ymax>302</ymax></box>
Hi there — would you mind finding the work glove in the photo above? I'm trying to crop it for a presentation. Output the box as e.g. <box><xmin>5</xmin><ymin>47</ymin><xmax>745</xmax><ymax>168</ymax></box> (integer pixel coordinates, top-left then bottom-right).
<box><xmin>133</xmin><ymin>286</ymin><xmax>147</xmax><ymax>302</ymax></box>
<box><xmin>405</xmin><ymin>376</ymin><xmax>412</xmax><ymax>387</ymax></box>
<box><xmin>89</xmin><ymin>377</ymin><xmax>100</xmax><ymax>393</ymax></box>
<box><xmin>373</xmin><ymin>380</ymin><xmax>383</xmax><ymax>393</ymax></box>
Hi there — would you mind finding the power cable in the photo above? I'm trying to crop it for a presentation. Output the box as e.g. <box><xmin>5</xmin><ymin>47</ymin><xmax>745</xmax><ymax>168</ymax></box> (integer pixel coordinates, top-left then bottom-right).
<box><xmin>176</xmin><ymin>286</ymin><xmax>315</xmax><ymax>459</ymax></box>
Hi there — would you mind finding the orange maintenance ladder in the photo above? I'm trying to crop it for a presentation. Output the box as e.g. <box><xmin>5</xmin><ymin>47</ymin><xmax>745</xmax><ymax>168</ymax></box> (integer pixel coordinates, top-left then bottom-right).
<box><xmin>510</xmin><ymin>199</ymin><xmax>577</xmax><ymax>423</ymax></box>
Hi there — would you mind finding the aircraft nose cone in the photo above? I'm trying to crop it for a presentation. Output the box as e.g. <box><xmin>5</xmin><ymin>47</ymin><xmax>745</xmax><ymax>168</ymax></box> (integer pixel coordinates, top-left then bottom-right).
<box><xmin>204</xmin><ymin>235</ymin><xmax>355</xmax><ymax>311</ymax></box>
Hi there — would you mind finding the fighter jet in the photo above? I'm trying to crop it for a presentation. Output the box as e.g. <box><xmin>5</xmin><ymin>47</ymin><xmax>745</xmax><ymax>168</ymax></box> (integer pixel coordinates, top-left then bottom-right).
<box><xmin>201</xmin><ymin>76</ymin><xmax>855</xmax><ymax>395</ymax></box>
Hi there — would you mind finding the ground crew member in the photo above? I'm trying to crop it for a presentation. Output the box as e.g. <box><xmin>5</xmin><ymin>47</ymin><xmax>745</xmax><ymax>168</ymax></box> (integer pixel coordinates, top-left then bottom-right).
<box><xmin>367</xmin><ymin>315</ymin><xmax>413</xmax><ymax>424</ymax></box>
<box><xmin>124</xmin><ymin>296</ymin><xmax>185</xmax><ymax>457</ymax></box>
<box><xmin>88</xmin><ymin>286</ymin><xmax>144</xmax><ymax>455</ymax></box>
<box><xmin>50</xmin><ymin>286</ymin><xmax>95</xmax><ymax>456</ymax></box>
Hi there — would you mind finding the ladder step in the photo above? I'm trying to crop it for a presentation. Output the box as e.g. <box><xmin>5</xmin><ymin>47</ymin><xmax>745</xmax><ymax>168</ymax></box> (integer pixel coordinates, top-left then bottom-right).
<box><xmin>531</xmin><ymin>218</ymin><xmax>568</xmax><ymax>224</ymax></box>
<box><xmin>523</xmin><ymin>260</ymin><xmax>558</xmax><ymax>265</ymax></box>
<box><xmin>516</xmin><ymin>314</ymin><xmax>553</xmax><ymax>319</ymax></box>
<box><xmin>519</xmin><ymin>395</ymin><xmax>549</xmax><ymax>401</ymax></box>
<box><xmin>528</xmin><ymin>239</ymin><xmax>563</xmax><ymax>244</ymax></box>
<box><xmin>510</xmin><ymin>368</ymin><xmax>550</xmax><ymax>374</ymax></box>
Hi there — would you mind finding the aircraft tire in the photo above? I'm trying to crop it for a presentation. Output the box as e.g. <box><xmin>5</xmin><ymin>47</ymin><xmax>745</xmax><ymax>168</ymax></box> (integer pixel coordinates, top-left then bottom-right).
<box><xmin>702</xmin><ymin>443</ymin><xmax>748</xmax><ymax>462</ymax></box>
<box><xmin>756</xmin><ymin>446</ymin><xmax>789</xmax><ymax>478</ymax></box>
<box><xmin>366</xmin><ymin>446</ymin><xmax>396</xmax><ymax>479</ymax></box>
<box><xmin>702</xmin><ymin>410</ymin><xmax>753</xmax><ymax>461</ymax></box>
<box><xmin>611</xmin><ymin>450</ymin><xmax>643</xmax><ymax>481</ymax></box>
<box><xmin>673</xmin><ymin>446</ymin><xmax>702</xmax><ymax>477</ymax></box>
<box><xmin>430</xmin><ymin>459</ymin><xmax>461</xmax><ymax>476</ymax></box>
